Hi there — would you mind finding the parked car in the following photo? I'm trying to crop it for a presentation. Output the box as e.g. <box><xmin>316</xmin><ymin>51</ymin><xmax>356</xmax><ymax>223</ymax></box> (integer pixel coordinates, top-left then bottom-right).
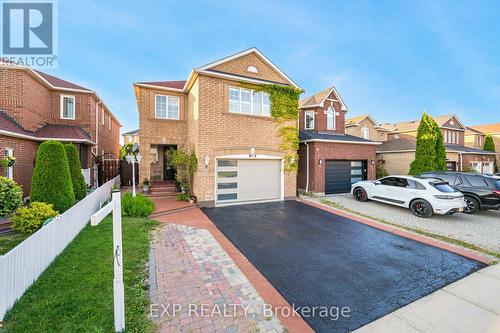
<box><xmin>419</xmin><ymin>172</ymin><xmax>500</xmax><ymax>214</ymax></box>
<box><xmin>351</xmin><ymin>175</ymin><xmax>466</xmax><ymax>218</ymax></box>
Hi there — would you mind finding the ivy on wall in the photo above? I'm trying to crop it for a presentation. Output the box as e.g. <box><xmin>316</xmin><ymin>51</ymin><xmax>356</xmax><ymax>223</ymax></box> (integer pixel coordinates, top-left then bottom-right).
<box><xmin>242</xmin><ymin>83</ymin><xmax>303</xmax><ymax>172</ymax></box>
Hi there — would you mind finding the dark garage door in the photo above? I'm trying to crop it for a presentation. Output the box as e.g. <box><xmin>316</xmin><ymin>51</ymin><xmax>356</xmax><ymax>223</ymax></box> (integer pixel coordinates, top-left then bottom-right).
<box><xmin>325</xmin><ymin>160</ymin><xmax>367</xmax><ymax>194</ymax></box>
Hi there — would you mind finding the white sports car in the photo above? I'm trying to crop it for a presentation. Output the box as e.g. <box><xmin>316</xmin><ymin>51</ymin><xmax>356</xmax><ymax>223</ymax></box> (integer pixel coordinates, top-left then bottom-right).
<box><xmin>351</xmin><ymin>175</ymin><xmax>467</xmax><ymax>218</ymax></box>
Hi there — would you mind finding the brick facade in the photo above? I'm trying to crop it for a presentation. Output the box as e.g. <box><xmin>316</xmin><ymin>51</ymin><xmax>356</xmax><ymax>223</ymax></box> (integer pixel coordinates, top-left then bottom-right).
<box><xmin>136</xmin><ymin>49</ymin><xmax>298</xmax><ymax>206</ymax></box>
<box><xmin>299</xmin><ymin>90</ymin><xmax>346</xmax><ymax>134</ymax></box>
<box><xmin>0</xmin><ymin>65</ymin><xmax>121</xmax><ymax>195</ymax></box>
<box><xmin>298</xmin><ymin>141</ymin><xmax>376</xmax><ymax>193</ymax></box>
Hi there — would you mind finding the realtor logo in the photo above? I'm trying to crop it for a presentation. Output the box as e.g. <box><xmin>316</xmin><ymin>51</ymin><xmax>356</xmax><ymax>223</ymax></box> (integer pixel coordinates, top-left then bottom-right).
<box><xmin>1</xmin><ymin>0</ymin><xmax>58</xmax><ymax>68</ymax></box>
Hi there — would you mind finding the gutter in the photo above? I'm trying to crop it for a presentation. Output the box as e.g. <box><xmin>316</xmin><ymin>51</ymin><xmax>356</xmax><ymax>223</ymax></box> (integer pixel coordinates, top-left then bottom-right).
<box><xmin>304</xmin><ymin>142</ymin><xmax>310</xmax><ymax>193</ymax></box>
<box><xmin>0</xmin><ymin>129</ymin><xmax>95</xmax><ymax>144</ymax></box>
<box><xmin>300</xmin><ymin>139</ymin><xmax>382</xmax><ymax>145</ymax></box>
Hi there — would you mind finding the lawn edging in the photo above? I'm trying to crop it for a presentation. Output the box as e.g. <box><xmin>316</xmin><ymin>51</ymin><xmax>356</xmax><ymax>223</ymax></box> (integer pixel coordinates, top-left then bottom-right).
<box><xmin>299</xmin><ymin>197</ymin><xmax>495</xmax><ymax>265</ymax></box>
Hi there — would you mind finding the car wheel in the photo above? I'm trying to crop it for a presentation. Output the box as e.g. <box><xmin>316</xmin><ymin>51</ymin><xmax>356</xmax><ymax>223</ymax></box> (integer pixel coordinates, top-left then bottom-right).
<box><xmin>464</xmin><ymin>197</ymin><xmax>479</xmax><ymax>214</ymax></box>
<box><xmin>353</xmin><ymin>187</ymin><xmax>368</xmax><ymax>202</ymax></box>
<box><xmin>410</xmin><ymin>199</ymin><xmax>433</xmax><ymax>218</ymax></box>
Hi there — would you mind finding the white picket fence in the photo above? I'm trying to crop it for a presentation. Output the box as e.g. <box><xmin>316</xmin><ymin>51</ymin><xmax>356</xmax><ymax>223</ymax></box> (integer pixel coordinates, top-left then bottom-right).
<box><xmin>0</xmin><ymin>176</ymin><xmax>120</xmax><ymax>321</ymax></box>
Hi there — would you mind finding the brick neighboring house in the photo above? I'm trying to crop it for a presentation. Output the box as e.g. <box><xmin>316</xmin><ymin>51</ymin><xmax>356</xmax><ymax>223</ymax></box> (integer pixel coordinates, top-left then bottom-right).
<box><xmin>134</xmin><ymin>48</ymin><xmax>301</xmax><ymax>207</ymax></box>
<box><xmin>297</xmin><ymin>87</ymin><xmax>380</xmax><ymax>195</ymax></box>
<box><xmin>468</xmin><ymin>123</ymin><xmax>500</xmax><ymax>170</ymax></box>
<box><xmin>0</xmin><ymin>63</ymin><xmax>121</xmax><ymax>196</ymax></box>
<box><xmin>345</xmin><ymin>114</ymin><xmax>393</xmax><ymax>141</ymax></box>
<box><xmin>377</xmin><ymin>114</ymin><xmax>496</xmax><ymax>175</ymax></box>
<box><xmin>123</xmin><ymin>129</ymin><xmax>139</xmax><ymax>145</ymax></box>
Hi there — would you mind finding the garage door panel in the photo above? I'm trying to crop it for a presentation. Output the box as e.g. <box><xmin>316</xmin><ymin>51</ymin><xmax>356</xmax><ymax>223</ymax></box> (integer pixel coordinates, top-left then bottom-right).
<box><xmin>325</xmin><ymin>160</ymin><xmax>367</xmax><ymax>194</ymax></box>
<box><xmin>216</xmin><ymin>159</ymin><xmax>281</xmax><ymax>204</ymax></box>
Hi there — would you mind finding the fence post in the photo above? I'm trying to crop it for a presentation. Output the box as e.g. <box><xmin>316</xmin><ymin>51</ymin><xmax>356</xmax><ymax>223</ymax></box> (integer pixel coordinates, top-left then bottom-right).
<box><xmin>0</xmin><ymin>255</ymin><xmax>5</xmax><ymax>323</ymax></box>
<box><xmin>112</xmin><ymin>190</ymin><xmax>125</xmax><ymax>332</ymax></box>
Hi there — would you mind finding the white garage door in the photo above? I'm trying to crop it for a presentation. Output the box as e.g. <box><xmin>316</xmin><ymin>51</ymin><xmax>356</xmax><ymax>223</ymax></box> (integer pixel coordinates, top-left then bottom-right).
<box><xmin>483</xmin><ymin>162</ymin><xmax>494</xmax><ymax>174</ymax></box>
<box><xmin>216</xmin><ymin>158</ymin><xmax>282</xmax><ymax>205</ymax></box>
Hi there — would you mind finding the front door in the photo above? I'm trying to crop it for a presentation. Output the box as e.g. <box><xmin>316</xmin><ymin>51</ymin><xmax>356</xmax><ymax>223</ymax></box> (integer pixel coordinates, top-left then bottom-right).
<box><xmin>163</xmin><ymin>145</ymin><xmax>177</xmax><ymax>181</ymax></box>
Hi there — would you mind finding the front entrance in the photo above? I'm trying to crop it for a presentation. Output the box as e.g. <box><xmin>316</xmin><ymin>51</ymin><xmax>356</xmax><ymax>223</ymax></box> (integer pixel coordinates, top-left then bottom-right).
<box><xmin>163</xmin><ymin>145</ymin><xmax>177</xmax><ymax>181</ymax></box>
<box><xmin>446</xmin><ymin>161</ymin><xmax>457</xmax><ymax>171</ymax></box>
<box><xmin>325</xmin><ymin>160</ymin><xmax>368</xmax><ymax>194</ymax></box>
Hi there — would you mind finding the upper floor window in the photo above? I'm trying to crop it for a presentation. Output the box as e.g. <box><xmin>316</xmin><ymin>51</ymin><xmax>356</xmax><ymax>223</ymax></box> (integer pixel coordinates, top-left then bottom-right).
<box><xmin>156</xmin><ymin>94</ymin><xmax>179</xmax><ymax>120</ymax></box>
<box><xmin>108</xmin><ymin>115</ymin><xmax>112</xmax><ymax>130</ymax></box>
<box><xmin>326</xmin><ymin>106</ymin><xmax>336</xmax><ymax>130</ymax></box>
<box><xmin>476</xmin><ymin>135</ymin><xmax>482</xmax><ymax>147</ymax></box>
<box><xmin>362</xmin><ymin>126</ymin><xmax>369</xmax><ymax>139</ymax></box>
<box><xmin>229</xmin><ymin>87</ymin><xmax>270</xmax><ymax>117</ymax></box>
<box><xmin>101</xmin><ymin>107</ymin><xmax>105</xmax><ymax>126</ymax></box>
<box><xmin>60</xmin><ymin>95</ymin><xmax>75</xmax><ymax>119</ymax></box>
<box><xmin>305</xmin><ymin>111</ymin><xmax>315</xmax><ymax>130</ymax></box>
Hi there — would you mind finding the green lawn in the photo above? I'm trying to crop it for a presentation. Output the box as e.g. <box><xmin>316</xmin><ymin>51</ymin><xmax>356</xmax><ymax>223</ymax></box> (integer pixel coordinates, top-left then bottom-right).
<box><xmin>1</xmin><ymin>216</ymin><xmax>159</xmax><ymax>333</ymax></box>
<box><xmin>0</xmin><ymin>233</ymin><xmax>29</xmax><ymax>256</ymax></box>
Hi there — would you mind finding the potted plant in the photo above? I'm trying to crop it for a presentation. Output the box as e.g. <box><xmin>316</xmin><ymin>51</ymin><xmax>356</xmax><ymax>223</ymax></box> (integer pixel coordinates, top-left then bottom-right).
<box><xmin>1</xmin><ymin>156</ymin><xmax>16</xmax><ymax>169</ymax></box>
<box><xmin>143</xmin><ymin>178</ymin><xmax>151</xmax><ymax>193</ymax></box>
<box><xmin>189</xmin><ymin>196</ymin><xmax>196</xmax><ymax>204</ymax></box>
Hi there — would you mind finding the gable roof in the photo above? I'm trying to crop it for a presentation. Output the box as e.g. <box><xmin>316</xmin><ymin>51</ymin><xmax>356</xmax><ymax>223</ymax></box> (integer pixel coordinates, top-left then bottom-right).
<box><xmin>123</xmin><ymin>129</ymin><xmax>139</xmax><ymax>135</ymax></box>
<box><xmin>465</xmin><ymin>127</ymin><xmax>485</xmax><ymax>136</ymax></box>
<box><xmin>469</xmin><ymin>123</ymin><xmax>500</xmax><ymax>135</ymax></box>
<box><xmin>195</xmin><ymin>47</ymin><xmax>300</xmax><ymax>89</ymax></box>
<box><xmin>390</xmin><ymin>114</ymin><xmax>466</xmax><ymax>133</ymax></box>
<box><xmin>134</xmin><ymin>80</ymin><xmax>186</xmax><ymax>92</ymax></box>
<box><xmin>345</xmin><ymin>114</ymin><xmax>393</xmax><ymax>131</ymax></box>
<box><xmin>33</xmin><ymin>70</ymin><xmax>92</xmax><ymax>92</ymax></box>
<box><xmin>299</xmin><ymin>86</ymin><xmax>347</xmax><ymax>111</ymax></box>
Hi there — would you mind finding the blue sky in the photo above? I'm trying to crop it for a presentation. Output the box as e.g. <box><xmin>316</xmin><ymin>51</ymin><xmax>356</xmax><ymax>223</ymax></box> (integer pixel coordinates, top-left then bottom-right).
<box><xmin>50</xmin><ymin>0</ymin><xmax>500</xmax><ymax>133</ymax></box>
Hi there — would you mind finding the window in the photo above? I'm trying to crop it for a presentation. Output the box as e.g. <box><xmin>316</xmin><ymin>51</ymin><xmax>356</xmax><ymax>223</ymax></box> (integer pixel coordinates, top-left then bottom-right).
<box><xmin>150</xmin><ymin>147</ymin><xmax>158</xmax><ymax>163</ymax></box>
<box><xmin>217</xmin><ymin>193</ymin><xmax>237</xmax><ymax>201</ymax></box>
<box><xmin>326</xmin><ymin>107</ymin><xmax>336</xmax><ymax>130</ymax></box>
<box><xmin>362</xmin><ymin>126</ymin><xmax>369</xmax><ymax>139</ymax></box>
<box><xmin>218</xmin><ymin>160</ymin><xmax>238</xmax><ymax>167</ymax></box>
<box><xmin>5</xmin><ymin>148</ymin><xmax>13</xmax><ymax>179</ymax></box>
<box><xmin>155</xmin><ymin>95</ymin><xmax>179</xmax><ymax>119</ymax></box>
<box><xmin>218</xmin><ymin>182</ymin><xmax>237</xmax><ymax>189</ymax></box>
<box><xmin>464</xmin><ymin>174</ymin><xmax>488</xmax><ymax>187</ymax></box>
<box><xmin>108</xmin><ymin>116</ymin><xmax>112</xmax><ymax>130</ymax></box>
<box><xmin>451</xmin><ymin>131</ymin><xmax>456</xmax><ymax>144</ymax></box>
<box><xmin>218</xmin><ymin>171</ymin><xmax>237</xmax><ymax>178</ymax></box>
<box><xmin>432</xmin><ymin>182</ymin><xmax>457</xmax><ymax>193</ymax></box>
<box><xmin>305</xmin><ymin>111</ymin><xmax>315</xmax><ymax>130</ymax></box>
<box><xmin>60</xmin><ymin>95</ymin><xmax>75</xmax><ymax>119</ymax></box>
<box><xmin>408</xmin><ymin>179</ymin><xmax>427</xmax><ymax>190</ymax></box>
<box><xmin>101</xmin><ymin>108</ymin><xmax>105</xmax><ymax>125</ymax></box>
<box><xmin>126</xmin><ymin>136</ymin><xmax>132</xmax><ymax>143</ymax></box>
<box><xmin>228</xmin><ymin>86</ymin><xmax>271</xmax><ymax>117</ymax></box>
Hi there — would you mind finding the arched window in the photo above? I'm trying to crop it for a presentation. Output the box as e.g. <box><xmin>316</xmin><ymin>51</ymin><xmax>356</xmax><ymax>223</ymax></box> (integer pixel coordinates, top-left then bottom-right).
<box><xmin>326</xmin><ymin>107</ymin><xmax>336</xmax><ymax>130</ymax></box>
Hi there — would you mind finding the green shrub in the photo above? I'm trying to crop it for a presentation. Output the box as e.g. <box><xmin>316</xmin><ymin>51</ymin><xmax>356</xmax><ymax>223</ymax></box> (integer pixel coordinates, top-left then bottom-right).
<box><xmin>31</xmin><ymin>141</ymin><xmax>75</xmax><ymax>212</ymax></box>
<box><xmin>12</xmin><ymin>202</ymin><xmax>58</xmax><ymax>234</ymax></box>
<box><xmin>0</xmin><ymin>176</ymin><xmax>23</xmax><ymax>217</ymax></box>
<box><xmin>175</xmin><ymin>192</ymin><xmax>190</xmax><ymax>201</ymax></box>
<box><xmin>376</xmin><ymin>160</ymin><xmax>389</xmax><ymax>178</ymax></box>
<box><xmin>121</xmin><ymin>193</ymin><xmax>155</xmax><ymax>217</ymax></box>
<box><xmin>64</xmin><ymin>144</ymin><xmax>87</xmax><ymax>201</ymax></box>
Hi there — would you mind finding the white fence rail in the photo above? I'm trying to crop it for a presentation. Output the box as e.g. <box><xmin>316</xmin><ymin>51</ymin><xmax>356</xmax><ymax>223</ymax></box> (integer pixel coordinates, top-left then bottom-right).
<box><xmin>0</xmin><ymin>176</ymin><xmax>119</xmax><ymax>321</ymax></box>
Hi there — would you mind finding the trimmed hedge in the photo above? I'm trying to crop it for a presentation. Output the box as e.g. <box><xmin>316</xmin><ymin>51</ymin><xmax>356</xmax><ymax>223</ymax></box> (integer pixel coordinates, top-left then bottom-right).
<box><xmin>31</xmin><ymin>141</ymin><xmax>75</xmax><ymax>212</ymax></box>
<box><xmin>121</xmin><ymin>193</ymin><xmax>155</xmax><ymax>217</ymax></box>
<box><xmin>12</xmin><ymin>202</ymin><xmax>58</xmax><ymax>234</ymax></box>
<box><xmin>65</xmin><ymin>144</ymin><xmax>87</xmax><ymax>201</ymax></box>
<box><xmin>0</xmin><ymin>176</ymin><xmax>23</xmax><ymax>217</ymax></box>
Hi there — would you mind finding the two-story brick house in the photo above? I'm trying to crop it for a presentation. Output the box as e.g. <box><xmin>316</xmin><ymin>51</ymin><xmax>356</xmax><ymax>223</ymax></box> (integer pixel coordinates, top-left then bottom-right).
<box><xmin>377</xmin><ymin>114</ymin><xmax>496</xmax><ymax>174</ymax></box>
<box><xmin>345</xmin><ymin>114</ymin><xmax>393</xmax><ymax>141</ymax></box>
<box><xmin>0</xmin><ymin>63</ymin><xmax>121</xmax><ymax>196</ymax></box>
<box><xmin>297</xmin><ymin>87</ymin><xmax>380</xmax><ymax>195</ymax></box>
<box><xmin>134</xmin><ymin>48</ymin><xmax>301</xmax><ymax>207</ymax></box>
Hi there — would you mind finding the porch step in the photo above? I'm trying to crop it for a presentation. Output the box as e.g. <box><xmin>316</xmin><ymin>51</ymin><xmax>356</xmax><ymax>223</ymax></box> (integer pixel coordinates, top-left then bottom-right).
<box><xmin>150</xmin><ymin>188</ymin><xmax>177</xmax><ymax>194</ymax></box>
<box><xmin>0</xmin><ymin>221</ymin><xmax>14</xmax><ymax>235</ymax></box>
<box><xmin>145</xmin><ymin>192</ymin><xmax>178</xmax><ymax>199</ymax></box>
<box><xmin>149</xmin><ymin>204</ymin><xmax>197</xmax><ymax>218</ymax></box>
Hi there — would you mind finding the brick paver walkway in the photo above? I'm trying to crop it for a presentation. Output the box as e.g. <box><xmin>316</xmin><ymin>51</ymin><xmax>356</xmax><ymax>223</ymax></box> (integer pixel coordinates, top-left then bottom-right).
<box><xmin>316</xmin><ymin>194</ymin><xmax>500</xmax><ymax>253</ymax></box>
<box><xmin>150</xmin><ymin>223</ymin><xmax>284</xmax><ymax>333</ymax></box>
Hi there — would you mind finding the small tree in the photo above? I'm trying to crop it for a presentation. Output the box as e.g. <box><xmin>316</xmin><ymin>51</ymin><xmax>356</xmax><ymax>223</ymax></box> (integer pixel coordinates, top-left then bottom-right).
<box><xmin>434</xmin><ymin>121</ymin><xmax>447</xmax><ymax>171</ymax></box>
<box><xmin>31</xmin><ymin>141</ymin><xmax>75</xmax><ymax>212</ymax></box>
<box><xmin>376</xmin><ymin>160</ymin><xmax>389</xmax><ymax>178</ymax></box>
<box><xmin>166</xmin><ymin>147</ymin><xmax>197</xmax><ymax>195</ymax></box>
<box><xmin>483</xmin><ymin>134</ymin><xmax>499</xmax><ymax>173</ymax></box>
<box><xmin>65</xmin><ymin>144</ymin><xmax>87</xmax><ymax>200</ymax></box>
<box><xmin>409</xmin><ymin>113</ymin><xmax>441</xmax><ymax>175</ymax></box>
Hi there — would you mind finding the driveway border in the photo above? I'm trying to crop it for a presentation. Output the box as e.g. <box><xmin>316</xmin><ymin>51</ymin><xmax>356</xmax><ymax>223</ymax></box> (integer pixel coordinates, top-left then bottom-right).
<box><xmin>299</xmin><ymin>198</ymin><xmax>493</xmax><ymax>265</ymax></box>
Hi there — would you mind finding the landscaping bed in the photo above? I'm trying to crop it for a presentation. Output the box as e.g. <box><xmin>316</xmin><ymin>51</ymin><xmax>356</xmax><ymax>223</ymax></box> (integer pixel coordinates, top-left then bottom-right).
<box><xmin>1</xmin><ymin>216</ymin><xmax>158</xmax><ymax>333</ymax></box>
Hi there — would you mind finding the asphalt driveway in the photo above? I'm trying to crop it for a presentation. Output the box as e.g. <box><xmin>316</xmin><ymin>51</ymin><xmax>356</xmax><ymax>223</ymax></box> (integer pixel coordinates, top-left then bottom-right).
<box><xmin>202</xmin><ymin>201</ymin><xmax>485</xmax><ymax>333</ymax></box>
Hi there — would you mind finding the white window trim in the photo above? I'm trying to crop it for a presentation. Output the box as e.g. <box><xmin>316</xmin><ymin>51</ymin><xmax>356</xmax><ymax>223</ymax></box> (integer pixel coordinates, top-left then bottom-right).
<box><xmin>60</xmin><ymin>95</ymin><xmax>76</xmax><ymax>120</ymax></box>
<box><xmin>101</xmin><ymin>107</ymin><xmax>105</xmax><ymax>125</ymax></box>
<box><xmin>304</xmin><ymin>111</ymin><xmax>315</xmax><ymax>130</ymax></box>
<box><xmin>108</xmin><ymin>115</ymin><xmax>112</xmax><ymax>130</ymax></box>
<box><xmin>326</xmin><ymin>106</ymin><xmax>336</xmax><ymax>130</ymax></box>
<box><xmin>228</xmin><ymin>86</ymin><xmax>271</xmax><ymax>117</ymax></box>
<box><xmin>362</xmin><ymin>126</ymin><xmax>370</xmax><ymax>139</ymax></box>
<box><xmin>155</xmin><ymin>94</ymin><xmax>180</xmax><ymax>120</ymax></box>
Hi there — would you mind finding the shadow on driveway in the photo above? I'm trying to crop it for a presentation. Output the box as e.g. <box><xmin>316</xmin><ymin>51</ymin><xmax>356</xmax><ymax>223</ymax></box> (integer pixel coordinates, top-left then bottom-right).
<box><xmin>202</xmin><ymin>200</ymin><xmax>485</xmax><ymax>333</ymax></box>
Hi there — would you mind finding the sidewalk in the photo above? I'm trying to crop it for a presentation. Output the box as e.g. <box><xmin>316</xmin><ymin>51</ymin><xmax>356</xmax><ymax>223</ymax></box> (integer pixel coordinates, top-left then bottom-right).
<box><xmin>355</xmin><ymin>264</ymin><xmax>500</xmax><ymax>333</ymax></box>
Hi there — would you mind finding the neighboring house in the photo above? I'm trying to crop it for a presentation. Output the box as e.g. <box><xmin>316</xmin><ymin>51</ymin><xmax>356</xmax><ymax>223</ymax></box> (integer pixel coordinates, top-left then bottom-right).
<box><xmin>297</xmin><ymin>87</ymin><xmax>380</xmax><ymax>195</ymax></box>
<box><xmin>377</xmin><ymin>115</ymin><xmax>496</xmax><ymax>175</ymax></box>
<box><xmin>345</xmin><ymin>114</ymin><xmax>393</xmax><ymax>141</ymax></box>
<box><xmin>468</xmin><ymin>123</ymin><xmax>500</xmax><ymax>169</ymax></box>
<box><xmin>0</xmin><ymin>63</ymin><xmax>121</xmax><ymax>196</ymax></box>
<box><xmin>464</xmin><ymin>127</ymin><xmax>486</xmax><ymax>149</ymax></box>
<box><xmin>134</xmin><ymin>48</ymin><xmax>300</xmax><ymax>207</ymax></box>
<box><xmin>123</xmin><ymin>129</ymin><xmax>139</xmax><ymax>145</ymax></box>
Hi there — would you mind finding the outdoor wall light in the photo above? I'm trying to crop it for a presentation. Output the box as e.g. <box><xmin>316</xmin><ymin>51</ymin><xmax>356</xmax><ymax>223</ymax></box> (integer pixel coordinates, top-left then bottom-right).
<box><xmin>204</xmin><ymin>155</ymin><xmax>210</xmax><ymax>169</ymax></box>
<box><xmin>371</xmin><ymin>160</ymin><xmax>375</xmax><ymax>165</ymax></box>
<box><xmin>249</xmin><ymin>147</ymin><xmax>256</xmax><ymax>157</ymax></box>
<box><xmin>319</xmin><ymin>159</ymin><xmax>323</xmax><ymax>165</ymax></box>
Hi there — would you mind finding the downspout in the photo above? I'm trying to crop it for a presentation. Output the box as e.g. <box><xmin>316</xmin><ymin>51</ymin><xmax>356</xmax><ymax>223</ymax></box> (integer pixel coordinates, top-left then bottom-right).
<box><xmin>459</xmin><ymin>152</ymin><xmax>463</xmax><ymax>171</ymax></box>
<box><xmin>304</xmin><ymin>141</ymin><xmax>310</xmax><ymax>193</ymax></box>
